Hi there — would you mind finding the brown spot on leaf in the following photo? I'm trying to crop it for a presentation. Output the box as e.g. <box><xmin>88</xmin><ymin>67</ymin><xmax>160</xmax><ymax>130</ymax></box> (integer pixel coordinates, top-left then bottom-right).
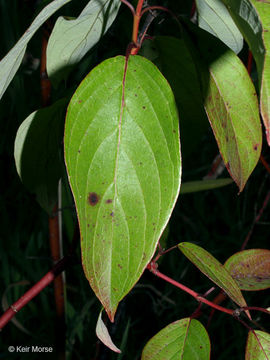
<box><xmin>253</xmin><ymin>144</ymin><xmax>259</xmax><ymax>151</ymax></box>
<box><xmin>142</xmin><ymin>106</ymin><xmax>146</xmax><ymax>110</ymax></box>
<box><xmin>106</xmin><ymin>199</ymin><xmax>113</xmax><ymax>204</ymax></box>
<box><xmin>118</xmin><ymin>264</ymin><xmax>123</xmax><ymax>269</ymax></box>
<box><xmin>110</xmin><ymin>212</ymin><xmax>114</xmax><ymax>217</ymax></box>
<box><xmin>78</xmin><ymin>100</ymin><xmax>82</xmax><ymax>104</ymax></box>
<box><xmin>88</xmin><ymin>192</ymin><xmax>99</xmax><ymax>206</ymax></box>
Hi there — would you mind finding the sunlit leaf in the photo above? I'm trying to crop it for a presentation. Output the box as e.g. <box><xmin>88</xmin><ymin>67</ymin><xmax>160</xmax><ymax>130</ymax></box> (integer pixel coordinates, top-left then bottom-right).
<box><xmin>14</xmin><ymin>99</ymin><xmax>67</xmax><ymax>213</ymax></box>
<box><xmin>47</xmin><ymin>0</ymin><xmax>120</xmax><ymax>86</ymax></box>
<box><xmin>180</xmin><ymin>178</ymin><xmax>233</xmax><ymax>194</ymax></box>
<box><xmin>196</xmin><ymin>0</ymin><xmax>243</xmax><ymax>53</ymax></box>
<box><xmin>0</xmin><ymin>0</ymin><xmax>71</xmax><ymax>100</ymax></box>
<box><xmin>178</xmin><ymin>242</ymin><xmax>249</xmax><ymax>313</ymax></box>
<box><xmin>64</xmin><ymin>55</ymin><xmax>181</xmax><ymax>320</ymax></box>
<box><xmin>96</xmin><ymin>310</ymin><xmax>121</xmax><ymax>353</ymax></box>
<box><xmin>246</xmin><ymin>330</ymin><xmax>270</xmax><ymax>360</ymax></box>
<box><xmin>141</xmin><ymin>318</ymin><xmax>210</xmax><ymax>360</ymax></box>
<box><xmin>221</xmin><ymin>0</ymin><xmax>270</xmax><ymax>145</ymax></box>
<box><xmin>224</xmin><ymin>249</ymin><xmax>270</xmax><ymax>291</ymax></box>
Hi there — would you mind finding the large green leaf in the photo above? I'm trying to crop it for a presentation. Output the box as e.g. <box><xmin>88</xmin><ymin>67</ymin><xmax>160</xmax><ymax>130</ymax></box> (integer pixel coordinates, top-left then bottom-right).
<box><xmin>64</xmin><ymin>55</ymin><xmax>181</xmax><ymax>320</ymax></box>
<box><xmin>0</xmin><ymin>0</ymin><xmax>71</xmax><ymax>101</ymax></box>
<box><xmin>225</xmin><ymin>249</ymin><xmax>270</xmax><ymax>291</ymax></box>
<box><xmin>246</xmin><ymin>331</ymin><xmax>270</xmax><ymax>360</ymax></box>
<box><xmin>196</xmin><ymin>0</ymin><xmax>243</xmax><ymax>53</ymax></box>
<box><xmin>14</xmin><ymin>99</ymin><xmax>67</xmax><ymax>213</ymax></box>
<box><xmin>141</xmin><ymin>318</ymin><xmax>210</xmax><ymax>360</ymax></box>
<box><xmin>221</xmin><ymin>0</ymin><xmax>270</xmax><ymax>145</ymax></box>
<box><xmin>178</xmin><ymin>242</ymin><xmax>249</xmax><ymax>311</ymax></box>
<box><xmin>47</xmin><ymin>0</ymin><xmax>120</xmax><ymax>86</ymax></box>
<box><xmin>202</xmin><ymin>42</ymin><xmax>261</xmax><ymax>191</ymax></box>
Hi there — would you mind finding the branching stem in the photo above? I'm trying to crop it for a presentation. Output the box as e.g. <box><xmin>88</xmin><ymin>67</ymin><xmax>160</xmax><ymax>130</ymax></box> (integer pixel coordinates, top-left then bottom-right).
<box><xmin>147</xmin><ymin>262</ymin><xmax>234</xmax><ymax>316</ymax></box>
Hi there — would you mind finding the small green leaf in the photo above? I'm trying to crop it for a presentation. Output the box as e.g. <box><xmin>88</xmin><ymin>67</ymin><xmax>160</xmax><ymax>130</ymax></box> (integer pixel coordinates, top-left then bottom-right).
<box><xmin>96</xmin><ymin>310</ymin><xmax>121</xmax><ymax>353</ymax></box>
<box><xmin>203</xmin><ymin>43</ymin><xmax>262</xmax><ymax>191</ymax></box>
<box><xmin>221</xmin><ymin>0</ymin><xmax>270</xmax><ymax>145</ymax></box>
<box><xmin>246</xmin><ymin>330</ymin><xmax>270</xmax><ymax>360</ymax></box>
<box><xmin>225</xmin><ymin>249</ymin><xmax>270</xmax><ymax>291</ymax></box>
<box><xmin>141</xmin><ymin>318</ymin><xmax>210</xmax><ymax>360</ymax></box>
<box><xmin>47</xmin><ymin>0</ymin><xmax>120</xmax><ymax>86</ymax></box>
<box><xmin>178</xmin><ymin>242</ymin><xmax>249</xmax><ymax>311</ymax></box>
<box><xmin>180</xmin><ymin>178</ymin><xmax>233</xmax><ymax>194</ymax></box>
<box><xmin>0</xmin><ymin>0</ymin><xmax>71</xmax><ymax>100</ymax></box>
<box><xmin>64</xmin><ymin>55</ymin><xmax>181</xmax><ymax>320</ymax></box>
<box><xmin>196</xmin><ymin>0</ymin><xmax>243</xmax><ymax>53</ymax></box>
<box><xmin>14</xmin><ymin>99</ymin><xmax>67</xmax><ymax>213</ymax></box>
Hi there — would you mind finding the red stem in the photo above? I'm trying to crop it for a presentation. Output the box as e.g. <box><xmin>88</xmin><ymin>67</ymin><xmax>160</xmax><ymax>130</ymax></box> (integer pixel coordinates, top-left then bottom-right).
<box><xmin>247</xmin><ymin>50</ymin><xmax>253</xmax><ymax>75</ymax></box>
<box><xmin>0</xmin><ymin>256</ymin><xmax>73</xmax><ymax>330</ymax></box>
<box><xmin>132</xmin><ymin>0</ymin><xmax>145</xmax><ymax>46</ymax></box>
<box><xmin>242</xmin><ymin>306</ymin><xmax>270</xmax><ymax>315</ymax></box>
<box><xmin>120</xmin><ymin>0</ymin><xmax>135</xmax><ymax>16</ymax></box>
<box><xmin>260</xmin><ymin>155</ymin><xmax>270</xmax><ymax>175</ymax></box>
<box><xmin>147</xmin><ymin>263</ymin><xmax>234</xmax><ymax>316</ymax></box>
<box><xmin>141</xmin><ymin>5</ymin><xmax>177</xmax><ymax>20</ymax></box>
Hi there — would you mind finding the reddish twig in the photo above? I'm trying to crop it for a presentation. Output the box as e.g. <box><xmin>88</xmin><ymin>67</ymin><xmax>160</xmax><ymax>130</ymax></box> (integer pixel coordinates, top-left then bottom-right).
<box><xmin>120</xmin><ymin>0</ymin><xmax>135</xmax><ymax>16</ymax></box>
<box><xmin>140</xmin><ymin>5</ymin><xmax>177</xmax><ymax>19</ymax></box>
<box><xmin>131</xmin><ymin>0</ymin><xmax>145</xmax><ymax>49</ymax></box>
<box><xmin>147</xmin><ymin>262</ymin><xmax>234</xmax><ymax>316</ymax></box>
<box><xmin>241</xmin><ymin>306</ymin><xmax>270</xmax><ymax>316</ymax></box>
<box><xmin>41</xmin><ymin>25</ymin><xmax>65</xmax><ymax>358</ymax></box>
<box><xmin>190</xmin><ymin>1</ymin><xmax>196</xmax><ymax>18</ymax></box>
<box><xmin>260</xmin><ymin>155</ymin><xmax>270</xmax><ymax>175</ymax></box>
<box><xmin>0</xmin><ymin>255</ymin><xmax>74</xmax><ymax>331</ymax></box>
<box><xmin>247</xmin><ymin>50</ymin><xmax>253</xmax><ymax>75</ymax></box>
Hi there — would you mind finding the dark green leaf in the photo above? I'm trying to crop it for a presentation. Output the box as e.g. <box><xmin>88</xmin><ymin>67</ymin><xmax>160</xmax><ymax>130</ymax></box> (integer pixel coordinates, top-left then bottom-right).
<box><xmin>14</xmin><ymin>99</ymin><xmax>67</xmax><ymax>213</ymax></box>
<box><xmin>180</xmin><ymin>178</ymin><xmax>233</xmax><ymax>194</ymax></box>
<box><xmin>141</xmin><ymin>36</ymin><xmax>209</xmax><ymax>157</ymax></box>
<box><xmin>64</xmin><ymin>55</ymin><xmax>181</xmax><ymax>320</ymax></box>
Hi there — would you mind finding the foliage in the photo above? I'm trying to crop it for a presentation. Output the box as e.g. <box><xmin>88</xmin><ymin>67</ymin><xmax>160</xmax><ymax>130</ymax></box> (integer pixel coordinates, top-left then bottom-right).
<box><xmin>0</xmin><ymin>0</ymin><xmax>270</xmax><ymax>359</ymax></box>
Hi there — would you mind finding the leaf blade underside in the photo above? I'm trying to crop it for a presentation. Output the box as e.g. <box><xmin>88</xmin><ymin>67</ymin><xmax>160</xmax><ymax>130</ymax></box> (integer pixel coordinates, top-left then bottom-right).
<box><xmin>64</xmin><ymin>55</ymin><xmax>181</xmax><ymax>320</ymax></box>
